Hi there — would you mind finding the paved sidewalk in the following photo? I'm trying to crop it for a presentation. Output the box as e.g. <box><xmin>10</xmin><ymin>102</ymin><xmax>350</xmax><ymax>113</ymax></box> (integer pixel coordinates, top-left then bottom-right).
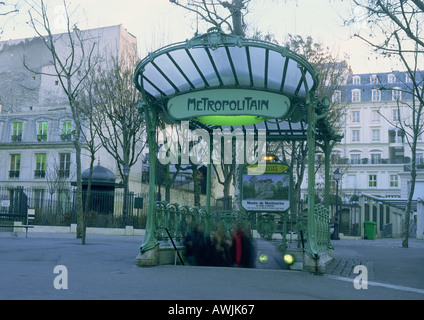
<box><xmin>326</xmin><ymin>238</ymin><xmax>424</xmax><ymax>290</ymax></box>
<box><xmin>0</xmin><ymin>232</ymin><xmax>423</xmax><ymax>300</ymax></box>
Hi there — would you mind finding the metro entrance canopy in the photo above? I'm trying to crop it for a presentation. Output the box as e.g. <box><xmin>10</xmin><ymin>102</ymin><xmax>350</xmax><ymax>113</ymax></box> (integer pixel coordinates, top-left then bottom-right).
<box><xmin>133</xmin><ymin>28</ymin><xmax>338</xmax><ymax>268</ymax></box>
<box><xmin>134</xmin><ymin>28</ymin><xmax>334</xmax><ymax>138</ymax></box>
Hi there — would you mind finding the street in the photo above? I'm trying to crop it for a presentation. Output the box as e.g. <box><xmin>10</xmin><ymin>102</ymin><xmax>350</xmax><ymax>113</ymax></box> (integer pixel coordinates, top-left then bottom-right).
<box><xmin>1</xmin><ymin>232</ymin><xmax>424</xmax><ymax>300</ymax></box>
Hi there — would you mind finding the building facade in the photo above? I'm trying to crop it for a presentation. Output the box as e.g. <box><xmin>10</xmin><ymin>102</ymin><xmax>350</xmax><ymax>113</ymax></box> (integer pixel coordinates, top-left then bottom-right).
<box><xmin>333</xmin><ymin>70</ymin><xmax>424</xmax><ymax>201</ymax></box>
<box><xmin>0</xmin><ymin>25</ymin><xmax>142</xmax><ymax>194</ymax></box>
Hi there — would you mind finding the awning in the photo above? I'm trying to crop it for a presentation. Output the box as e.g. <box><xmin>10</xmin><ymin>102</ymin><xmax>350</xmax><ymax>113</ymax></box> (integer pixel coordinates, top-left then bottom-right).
<box><xmin>134</xmin><ymin>28</ymin><xmax>323</xmax><ymax>136</ymax></box>
<box><xmin>133</xmin><ymin>29</ymin><xmax>337</xmax><ymax>258</ymax></box>
<box><xmin>134</xmin><ymin>29</ymin><xmax>318</xmax><ymax>101</ymax></box>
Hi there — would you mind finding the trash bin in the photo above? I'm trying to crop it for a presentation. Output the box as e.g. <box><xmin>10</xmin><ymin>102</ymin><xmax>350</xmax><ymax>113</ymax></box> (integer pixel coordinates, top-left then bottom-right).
<box><xmin>364</xmin><ymin>221</ymin><xmax>377</xmax><ymax>240</ymax></box>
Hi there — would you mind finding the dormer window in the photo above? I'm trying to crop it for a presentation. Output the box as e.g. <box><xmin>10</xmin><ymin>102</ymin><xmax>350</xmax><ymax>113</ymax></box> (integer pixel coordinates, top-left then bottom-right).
<box><xmin>352</xmin><ymin>76</ymin><xmax>361</xmax><ymax>85</ymax></box>
<box><xmin>11</xmin><ymin>122</ymin><xmax>23</xmax><ymax>142</ymax></box>
<box><xmin>372</xmin><ymin>89</ymin><xmax>381</xmax><ymax>101</ymax></box>
<box><xmin>370</xmin><ymin>75</ymin><xmax>379</xmax><ymax>84</ymax></box>
<box><xmin>392</xmin><ymin>87</ymin><xmax>402</xmax><ymax>101</ymax></box>
<box><xmin>37</xmin><ymin>121</ymin><xmax>48</xmax><ymax>142</ymax></box>
<box><xmin>61</xmin><ymin>121</ymin><xmax>72</xmax><ymax>141</ymax></box>
<box><xmin>352</xmin><ymin>89</ymin><xmax>361</xmax><ymax>102</ymax></box>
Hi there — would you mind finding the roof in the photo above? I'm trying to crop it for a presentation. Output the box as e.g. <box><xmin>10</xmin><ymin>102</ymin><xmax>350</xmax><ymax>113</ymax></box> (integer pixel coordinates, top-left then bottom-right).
<box><xmin>359</xmin><ymin>192</ymin><xmax>417</xmax><ymax>211</ymax></box>
<box><xmin>81</xmin><ymin>162</ymin><xmax>116</xmax><ymax>187</ymax></box>
<box><xmin>340</xmin><ymin>70</ymin><xmax>424</xmax><ymax>103</ymax></box>
<box><xmin>134</xmin><ymin>29</ymin><xmax>318</xmax><ymax>103</ymax></box>
<box><xmin>134</xmin><ymin>29</ymin><xmax>337</xmax><ymax>141</ymax></box>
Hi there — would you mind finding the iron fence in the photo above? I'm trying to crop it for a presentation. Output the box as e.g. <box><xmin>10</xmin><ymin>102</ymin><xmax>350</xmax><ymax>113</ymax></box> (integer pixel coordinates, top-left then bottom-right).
<box><xmin>0</xmin><ymin>186</ymin><xmax>148</xmax><ymax>229</ymax></box>
<box><xmin>153</xmin><ymin>200</ymin><xmax>310</xmax><ymax>253</ymax></box>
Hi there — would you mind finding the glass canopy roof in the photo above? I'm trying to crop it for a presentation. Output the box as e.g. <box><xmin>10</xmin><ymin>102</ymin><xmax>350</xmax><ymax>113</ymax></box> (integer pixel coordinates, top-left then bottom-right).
<box><xmin>133</xmin><ymin>29</ymin><xmax>329</xmax><ymax>140</ymax></box>
<box><xmin>135</xmin><ymin>29</ymin><xmax>318</xmax><ymax>102</ymax></box>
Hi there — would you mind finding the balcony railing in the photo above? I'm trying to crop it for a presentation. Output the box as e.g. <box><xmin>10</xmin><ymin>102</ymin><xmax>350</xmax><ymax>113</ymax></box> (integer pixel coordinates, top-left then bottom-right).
<box><xmin>37</xmin><ymin>134</ymin><xmax>47</xmax><ymax>142</ymax></box>
<box><xmin>58</xmin><ymin>169</ymin><xmax>70</xmax><ymax>178</ymax></box>
<box><xmin>11</xmin><ymin>135</ymin><xmax>22</xmax><ymax>142</ymax></box>
<box><xmin>60</xmin><ymin>133</ymin><xmax>72</xmax><ymax>141</ymax></box>
<box><xmin>349</xmin><ymin>157</ymin><xmax>407</xmax><ymax>165</ymax></box>
<box><xmin>9</xmin><ymin>171</ymin><xmax>20</xmax><ymax>178</ymax></box>
<box><xmin>34</xmin><ymin>170</ymin><xmax>46</xmax><ymax>178</ymax></box>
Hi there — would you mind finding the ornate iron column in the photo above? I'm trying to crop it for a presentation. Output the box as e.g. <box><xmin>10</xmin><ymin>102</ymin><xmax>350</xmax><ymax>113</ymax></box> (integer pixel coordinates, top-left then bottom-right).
<box><xmin>136</xmin><ymin>101</ymin><xmax>160</xmax><ymax>266</ymax></box>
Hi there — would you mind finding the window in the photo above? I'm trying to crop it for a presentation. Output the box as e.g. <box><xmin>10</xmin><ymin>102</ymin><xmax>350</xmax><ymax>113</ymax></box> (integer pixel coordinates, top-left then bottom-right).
<box><xmin>352</xmin><ymin>110</ymin><xmax>360</xmax><ymax>123</ymax></box>
<box><xmin>352</xmin><ymin>89</ymin><xmax>361</xmax><ymax>102</ymax></box>
<box><xmin>370</xmin><ymin>75</ymin><xmax>379</xmax><ymax>84</ymax></box>
<box><xmin>371</xmin><ymin>89</ymin><xmax>381</xmax><ymax>102</ymax></box>
<box><xmin>352</xmin><ymin>129</ymin><xmax>360</xmax><ymax>142</ymax></box>
<box><xmin>417</xmin><ymin>153</ymin><xmax>424</xmax><ymax>165</ymax></box>
<box><xmin>372</xmin><ymin>110</ymin><xmax>380</xmax><ymax>122</ymax></box>
<box><xmin>372</xmin><ymin>129</ymin><xmax>380</xmax><ymax>142</ymax></box>
<box><xmin>388</xmin><ymin>74</ymin><xmax>396</xmax><ymax>83</ymax></box>
<box><xmin>392</xmin><ymin>109</ymin><xmax>400</xmax><ymax>122</ymax></box>
<box><xmin>390</xmin><ymin>175</ymin><xmax>399</xmax><ymax>187</ymax></box>
<box><xmin>405</xmin><ymin>73</ymin><xmax>411</xmax><ymax>83</ymax></box>
<box><xmin>369</xmin><ymin>175</ymin><xmax>377</xmax><ymax>187</ymax></box>
<box><xmin>392</xmin><ymin>88</ymin><xmax>402</xmax><ymax>101</ymax></box>
<box><xmin>371</xmin><ymin>153</ymin><xmax>381</xmax><ymax>164</ymax></box>
<box><xmin>332</xmin><ymin>90</ymin><xmax>341</xmax><ymax>103</ymax></box>
<box><xmin>61</xmin><ymin>121</ymin><xmax>72</xmax><ymax>141</ymax></box>
<box><xmin>59</xmin><ymin>153</ymin><xmax>71</xmax><ymax>178</ymax></box>
<box><xmin>353</xmin><ymin>76</ymin><xmax>361</xmax><ymax>85</ymax></box>
<box><xmin>9</xmin><ymin>154</ymin><xmax>20</xmax><ymax>178</ymax></box>
<box><xmin>351</xmin><ymin>154</ymin><xmax>361</xmax><ymax>164</ymax></box>
<box><xmin>11</xmin><ymin>122</ymin><xmax>23</xmax><ymax>142</ymax></box>
<box><xmin>35</xmin><ymin>153</ymin><xmax>47</xmax><ymax>178</ymax></box>
<box><xmin>389</xmin><ymin>129</ymin><xmax>404</xmax><ymax>143</ymax></box>
<box><xmin>37</xmin><ymin>121</ymin><xmax>48</xmax><ymax>142</ymax></box>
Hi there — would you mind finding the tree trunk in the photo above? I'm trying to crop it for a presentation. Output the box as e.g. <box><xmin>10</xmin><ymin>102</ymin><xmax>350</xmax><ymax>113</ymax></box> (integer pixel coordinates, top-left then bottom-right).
<box><xmin>403</xmin><ymin>143</ymin><xmax>418</xmax><ymax>248</ymax></box>
<box><xmin>74</xmin><ymin>130</ymin><xmax>84</xmax><ymax>240</ymax></box>
<box><xmin>223</xmin><ymin>178</ymin><xmax>232</xmax><ymax>197</ymax></box>
<box><xmin>193</xmin><ymin>166</ymin><xmax>200</xmax><ymax>207</ymax></box>
<box><xmin>82</xmin><ymin>154</ymin><xmax>95</xmax><ymax>245</ymax></box>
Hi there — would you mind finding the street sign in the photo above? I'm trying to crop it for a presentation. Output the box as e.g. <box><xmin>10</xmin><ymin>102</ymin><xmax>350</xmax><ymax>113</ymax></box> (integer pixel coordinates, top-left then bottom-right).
<box><xmin>167</xmin><ymin>88</ymin><xmax>290</xmax><ymax>125</ymax></box>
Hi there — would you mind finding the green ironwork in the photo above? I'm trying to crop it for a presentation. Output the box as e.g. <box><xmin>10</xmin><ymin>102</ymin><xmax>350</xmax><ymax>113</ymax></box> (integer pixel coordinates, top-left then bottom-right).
<box><xmin>133</xmin><ymin>28</ymin><xmax>322</xmax><ymax>141</ymax></box>
<box><xmin>152</xmin><ymin>200</ymin><xmax>312</xmax><ymax>259</ymax></box>
<box><xmin>133</xmin><ymin>28</ymin><xmax>338</xmax><ymax>269</ymax></box>
<box><xmin>154</xmin><ymin>201</ymin><xmax>209</xmax><ymax>247</ymax></box>
<box><xmin>313</xmin><ymin>204</ymin><xmax>333</xmax><ymax>252</ymax></box>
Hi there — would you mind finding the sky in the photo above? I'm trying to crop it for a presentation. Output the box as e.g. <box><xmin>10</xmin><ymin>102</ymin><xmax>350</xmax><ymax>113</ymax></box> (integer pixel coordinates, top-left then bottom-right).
<box><xmin>0</xmin><ymin>0</ymin><xmax>406</xmax><ymax>74</ymax></box>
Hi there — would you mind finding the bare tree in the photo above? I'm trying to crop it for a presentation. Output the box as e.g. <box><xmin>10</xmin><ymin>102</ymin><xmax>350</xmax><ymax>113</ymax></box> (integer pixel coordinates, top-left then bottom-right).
<box><xmin>45</xmin><ymin>156</ymin><xmax>75</xmax><ymax>217</ymax></box>
<box><xmin>0</xmin><ymin>1</ymin><xmax>19</xmax><ymax>20</ymax></box>
<box><xmin>77</xmin><ymin>70</ymin><xmax>104</xmax><ymax>244</ymax></box>
<box><xmin>212</xmin><ymin>137</ymin><xmax>236</xmax><ymax>198</ymax></box>
<box><xmin>169</xmin><ymin>0</ymin><xmax>251</xmax><ymax>36</ymax></box>
<box><xmin>86</xmin><ymin>56</ymin><xmax>146</xmax><ymax>225</ymax></box>
<box><xmin>281</xmin><ymin>35</ymin><xmax>348</xmax><ymax>211</ymax></box>
<box><xmin>25</xmin><ymin>0</ymin><xmax>97</xmax><ymax>243</ymax></box>
<box><xmin>346</xmin><ymin>0</ymin><xmax>424</xmax><ymax>248</ymax></box>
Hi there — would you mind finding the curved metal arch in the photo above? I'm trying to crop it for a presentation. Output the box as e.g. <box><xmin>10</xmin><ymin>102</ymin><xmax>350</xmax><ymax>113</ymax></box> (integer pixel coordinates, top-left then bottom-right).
<box><xmin>133</xmin><ymin>29</ymin><xmax>319</xmax><ymax>107</ymax></box>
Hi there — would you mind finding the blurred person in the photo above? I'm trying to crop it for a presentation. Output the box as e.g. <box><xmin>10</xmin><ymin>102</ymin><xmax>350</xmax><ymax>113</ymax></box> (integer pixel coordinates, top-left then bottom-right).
<box><xmin>183</xmin><ymin>223</ymin><xmax>210</xmax><ymax>266</ymax></box>
<box><xmin>209</xmin><ymin>224</ymin><xmax>231</xmax><ymax>267</ymax></box>
<box><xmin>230</xmin><ymin>224</ymin><xmax>254</xmax><ymax>268</ymax></box>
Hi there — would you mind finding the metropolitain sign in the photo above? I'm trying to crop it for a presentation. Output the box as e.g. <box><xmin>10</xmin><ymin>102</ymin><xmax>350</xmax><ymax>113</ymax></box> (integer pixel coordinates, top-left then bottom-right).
<box><xmin>166</xmin><ymin>89</ymin><xmax>290</xmax><ymax>125</ymax></box>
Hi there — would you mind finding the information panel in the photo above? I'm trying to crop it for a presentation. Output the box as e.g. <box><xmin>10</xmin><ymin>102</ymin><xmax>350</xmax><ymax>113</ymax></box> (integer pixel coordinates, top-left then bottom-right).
<box><xmin>241</xmin><ymin>163</ymin><xmax>291</xmax><ymax>212</ymax></box>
